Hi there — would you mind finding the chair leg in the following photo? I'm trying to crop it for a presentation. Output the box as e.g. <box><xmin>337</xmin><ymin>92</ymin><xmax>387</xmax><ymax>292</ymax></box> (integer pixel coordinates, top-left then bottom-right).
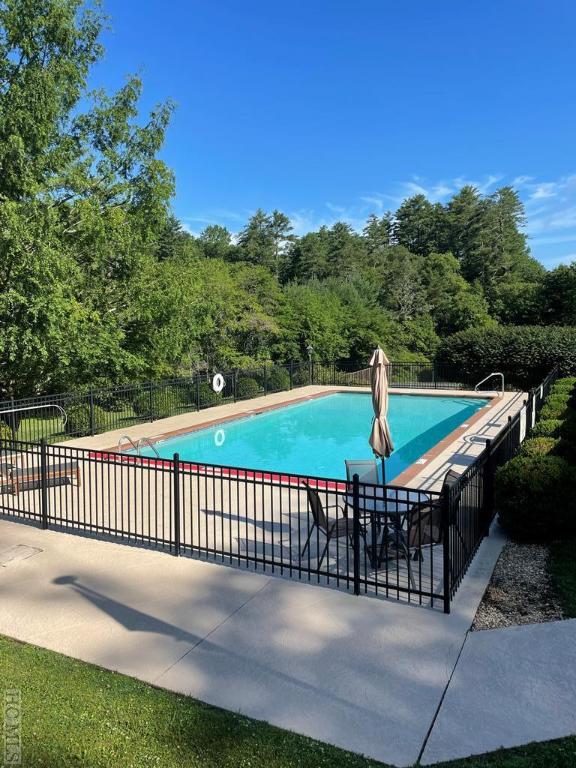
<box><xmin>403</xmin><ymin>546</ymin><xmax>417</xmax><ymax>590</ymax></box>
<box><xmin>301</xmin><ymin>523</ymin><xmax>317</xmax><ymax>557</ymax></box>
<box><xmin>317</xmin><ymin>535</ymin><xmax>330</xmax><ymax>568</ymax></box>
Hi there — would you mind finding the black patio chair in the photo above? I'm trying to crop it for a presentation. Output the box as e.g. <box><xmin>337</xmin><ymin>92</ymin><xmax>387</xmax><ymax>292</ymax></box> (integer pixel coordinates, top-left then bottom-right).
<box><xmin>376</xmin><ymin>468</ymin><xmax>459</xmax><ymax>589</ymax></box>
<box><xmin>301</xmin><ymin>482</ymin><xmax>366</xmax><ymax>567</ymax></box>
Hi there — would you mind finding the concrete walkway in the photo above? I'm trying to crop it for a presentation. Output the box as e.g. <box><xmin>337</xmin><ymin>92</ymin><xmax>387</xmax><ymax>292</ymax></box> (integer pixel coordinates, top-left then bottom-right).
<box><xmin>421</xmin><ymin>619</ymin><xmax>576</xmax><ymax>764</ymax></box>
<box><xmin>0</xmin><ymin>517</ymin><xmax>504</xmax><ymax>767</ymax></box>
<box><xmin>1</xmin><ymin>517</ymin><xmax>574</xmax><ymax>766</ymax></box>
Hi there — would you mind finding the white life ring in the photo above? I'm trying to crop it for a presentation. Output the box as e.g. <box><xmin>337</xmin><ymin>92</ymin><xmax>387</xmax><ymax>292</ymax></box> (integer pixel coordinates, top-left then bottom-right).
<box><xmin>212</xmin><ymin>373</ymin><xmax>225</xmax><ymax>393</ymax></box>
<box><xmin>214</xmin><ymin>428</ymin><xmax>225</xmax><ymax>447</ymax></box>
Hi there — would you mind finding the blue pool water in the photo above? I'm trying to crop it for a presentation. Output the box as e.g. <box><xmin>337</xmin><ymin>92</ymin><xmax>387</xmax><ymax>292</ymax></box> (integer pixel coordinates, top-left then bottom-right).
<box><xmin>137</xmin><ymin>393</ymin><xmax>488</xmax><ymax>481</ymax></box>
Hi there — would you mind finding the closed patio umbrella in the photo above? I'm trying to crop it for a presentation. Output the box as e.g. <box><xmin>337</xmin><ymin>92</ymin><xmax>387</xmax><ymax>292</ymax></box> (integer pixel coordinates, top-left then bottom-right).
<box><xmin>369</xmin><ymin>347</ymin><xmax>394</xmax><ymax>482</ymax></box>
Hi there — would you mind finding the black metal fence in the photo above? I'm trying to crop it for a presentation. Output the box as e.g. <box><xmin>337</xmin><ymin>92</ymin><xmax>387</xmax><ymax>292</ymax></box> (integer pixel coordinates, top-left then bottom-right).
<box><xmin>0</xmin><ymin>367</ymin><xmax>558</xmax><ymax>612</ymax></box>
<box><xmin>444</xmin><ymin>366</ymin><xmax>559</xmax><ymax>598</ymax></box>
<box><xmin>0</xmin><ymin>438</ymin><xmax>443</xmax><ymax>607</ymax></box>
<box><xmin>0</xmin><ymin>360</ymin><xmax>506</xmax><ymax>444</ymax></box>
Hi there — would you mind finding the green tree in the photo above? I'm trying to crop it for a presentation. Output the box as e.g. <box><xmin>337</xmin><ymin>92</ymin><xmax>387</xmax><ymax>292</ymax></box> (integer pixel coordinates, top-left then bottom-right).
<box><xmin>198</xmin><ymin>224</ymin><xmax>236</xmax><ymax>260</ymax></box>
<box><xmin>237</xmin><ymin>209</ymin><xmax>274</xmax><ymax>268</ymax></box>
<box><xmin>0</xmin><ymin>0</ymin><xmax>174</xmax><ymax>396</ymax></box>
<box><xmin>393</xmin><ymin>195</ymin><xmax>443</xmax><ymax>256</ymax></box>
<box><xmin>540</xmin><ymin>263</ymin><xmax>576</xmax><ymax>325</ymax></box>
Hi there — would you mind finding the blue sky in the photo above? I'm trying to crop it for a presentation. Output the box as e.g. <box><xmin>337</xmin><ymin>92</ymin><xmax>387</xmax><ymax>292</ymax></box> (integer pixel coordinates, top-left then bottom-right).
<box><xmin>94</xmin><ymin>0</ymin><xmax>576</xmax><ymax>268</ymax></box>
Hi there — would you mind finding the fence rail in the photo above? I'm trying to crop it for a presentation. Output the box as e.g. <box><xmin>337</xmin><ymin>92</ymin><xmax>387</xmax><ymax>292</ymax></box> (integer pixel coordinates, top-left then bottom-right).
<box><xmin>0</xmin><ymin>367</ymin><xmax>559</xmax><ymax>612</ymax></box>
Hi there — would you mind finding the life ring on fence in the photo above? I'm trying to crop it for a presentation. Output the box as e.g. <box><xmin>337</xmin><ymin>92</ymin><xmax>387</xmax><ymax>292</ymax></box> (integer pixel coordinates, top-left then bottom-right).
<box><xmin>212</xmin><ymin>373</ymin><xmax>225</xmax><ymax>393</ymax></box>
<box><xmin>214</xmin><ymin>428</ymin><xmax>225</xmax><ymax>447</ymax></box>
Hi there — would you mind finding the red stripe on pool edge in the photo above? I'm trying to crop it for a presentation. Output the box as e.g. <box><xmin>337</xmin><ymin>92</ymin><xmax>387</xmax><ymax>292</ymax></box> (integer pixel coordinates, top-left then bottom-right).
<box><xmin>88</xmin><ymin>451</ymin><xmax>347</xmax><ymax>491</ymax></box>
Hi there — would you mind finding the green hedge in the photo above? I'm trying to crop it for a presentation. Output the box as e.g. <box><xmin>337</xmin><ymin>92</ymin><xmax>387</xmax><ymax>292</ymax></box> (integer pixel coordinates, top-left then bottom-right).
<box><xmin>496</xmin><ymin>454</ymin><xmax>576</xmax><ymax>540</ymax></box>
<box><xmin>266</xmin><ymin>366</ymin><xmax>290</xmax><ymax>392</ymax></box>
<box><xmin>436</xmin><ymin>326</ymin><xmax>576</xmax><ymax>388</ymax></box>
<box><xmin>520</xmin><ymin>437</ymin><xmax>560</xmax><ymax>457</ymax></box>
<box><xmin>235</xmin><ymin>377</ymin><xmax>260</xmax><ymax>400</ymax></box>
<box><xmin>132</xmin><ymin>388</ymin><xmax>184</xmax><ymax>419</ymax></box>
<box><xmin>64</xmin><ymin>403</ymin><xmax>106</xmax><ymax>437</ymax></box>
<box><xmin>551</xmin><ymin>377</ymin><xmax>576</xmax><ymax>394</ymax></box>
<box><xmin>198</xmin><ymin>381</ymin><xmax>222</xmax><ymax>408</ymax></box>
<box><xmin>530</xmin><ymin>418</ymin><xmax>564</xmax><ymax>438</ymax></box>
<box><xmin>540</xmin><ymin>395</ymin><xmax>573</xmax><ymax>421</ymax></box>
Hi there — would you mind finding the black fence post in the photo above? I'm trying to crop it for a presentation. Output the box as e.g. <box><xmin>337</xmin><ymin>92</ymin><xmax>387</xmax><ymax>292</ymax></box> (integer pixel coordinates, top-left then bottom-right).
<box><xmin>352</xmin><ymin>473</ymin><xmax>361</xmax><ymax>596</ymax></box>
<box><xmin>89</xmin><ymin>388</ymin><xmax>95</xmax><ymax>436</ymax></box>
<box><xmin>484</xmin><ymin>439</ymin><xmax>494</xmax><ymax>533</ymax></box>
<box><xmin>233</xmin><ymin>371</ymin><xmax>237</xmax><ymax>403</ymax></box>
<box><xmin>442</xmin><ymin>488</ymin><xmax>451</xmax><ymax>614</ymax></box>
<box><xmin>173</xmin><ymin>452</ymin><xmax>181</xmax><ymax>556</ymax></box>
<box><xmin>289</xmin><ymin>362</ymin><xmax>293</xmax><ymax>390</ymax></box>
<box><xmin>196</xmin><ymin>374</ymin><xmax>201</xmax><ymax>411</ymax></box>
<box><xmin>148</xmin><ymin>381</ymin><xmax>154</xmax><ymax>422</ymax></box>
<box><xmin>264</xmin><ymin>364</ymin><xmax>268</xmax><ymax>396</ymax></box>
<box><xmin>40</xmin><ymin>438</ymin><xmax>48</xmax><ymax>530</ymax></box>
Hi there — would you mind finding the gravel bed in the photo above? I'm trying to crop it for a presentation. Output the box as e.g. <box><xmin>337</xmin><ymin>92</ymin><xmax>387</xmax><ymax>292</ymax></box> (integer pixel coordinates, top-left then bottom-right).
<box><xmin>472</xmin><ymin>541</ymin><xmax>564</xmax><ymax>630</ymax></box>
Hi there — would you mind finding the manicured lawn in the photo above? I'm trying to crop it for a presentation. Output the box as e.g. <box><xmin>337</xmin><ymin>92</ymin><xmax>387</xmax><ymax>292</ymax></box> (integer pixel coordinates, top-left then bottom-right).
<box><xmin>549</xmin><ymin>538</ymin><xmax>576</xmax><ymax>618</ymax></box>
<box><xmin>1</xmin><ymin>635</ymin><xmax>575</xmax><ymax>767</ymax></box>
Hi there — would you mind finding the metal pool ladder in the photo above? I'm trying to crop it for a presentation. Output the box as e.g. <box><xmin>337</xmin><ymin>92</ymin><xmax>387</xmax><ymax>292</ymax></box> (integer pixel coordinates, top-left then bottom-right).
<box><xmin>475</xmin><ymin>372</ymin><xmax>505</xmax><ymax>397</ymax></box>
<box><xmin>117</xmin><ymin>435</ymin><xmax>160</xmax><ymax>458</ymax></box>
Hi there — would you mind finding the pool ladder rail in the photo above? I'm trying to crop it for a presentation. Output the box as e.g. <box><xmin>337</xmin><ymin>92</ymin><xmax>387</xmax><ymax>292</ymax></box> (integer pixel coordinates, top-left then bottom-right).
<box><xmin>474</xmin><ymin>372</ymin><xmax>505</xmax><ymax>397</ymax></box>
<box><xmin>117</xmin><ymin>435</ymin><xmax>160</xmax><ymax>458</ymax></box>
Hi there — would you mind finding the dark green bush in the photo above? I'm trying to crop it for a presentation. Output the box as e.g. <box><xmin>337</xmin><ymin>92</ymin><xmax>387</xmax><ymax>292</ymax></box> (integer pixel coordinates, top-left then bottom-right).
<box><xmin>496</xmin><ymin>454</ymin><xmax>576</xmax><ymax>540</ymax></box>
<box><xmin>266</xmin><ymin>366</ymin><xmax>290</xmax><ymax>392</ymax></box>
<box><xmin>520</xmin><ymin>437</ymin><xmax>560</xmax><ymax>457</ymax></box>
<box><xmin>198</xmin><ymin>381</ymin><xmax>222</xmax><ymax>408</ymax></box>
<box><xmin>292</xmin><ymin>366</ymin><xmax>312</xmax><ymax>386</ymax></box>
<box><xmin>235</xmin><ymin>376</ymin><xmax>260</xmax><ymax>400</ymax></box>
<box><xmin>436</xmin><ymin>326</ymin><xmax>576</xmax><ymax>389</ymax></box>
<box><xmin>132</xmin><ymin>388</ymin><xmax>183</xmax><ymax>419</ymax></box>
<box><xmin>94</xmin><ymin>391</ymin><xmax>128</xmax><ymax>412</ymax></box>
<box><xmin>530</xmin><ymin>419</ymin><xmax>564</xmax><ymax>438</ymax></box>
<box><xmin>64</xmin><ymin>403</ymin><xmax>106</xmax><ymax>436</ymax></box>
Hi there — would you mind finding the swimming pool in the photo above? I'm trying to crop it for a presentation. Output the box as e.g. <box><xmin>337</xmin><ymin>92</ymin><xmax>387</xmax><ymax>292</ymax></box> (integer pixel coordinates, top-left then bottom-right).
<box><xmin>135</xmin><ymin>393</ymin><xmax>488</xmax><ymax>481</ymax></box>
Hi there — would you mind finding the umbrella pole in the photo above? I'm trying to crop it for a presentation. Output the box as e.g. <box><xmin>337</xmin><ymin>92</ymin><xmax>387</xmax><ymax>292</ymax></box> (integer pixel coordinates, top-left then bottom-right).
<box><xmin>381</xmin><ymin>457</ymin><xmax>386</xmax><ymax>485</ymax></box>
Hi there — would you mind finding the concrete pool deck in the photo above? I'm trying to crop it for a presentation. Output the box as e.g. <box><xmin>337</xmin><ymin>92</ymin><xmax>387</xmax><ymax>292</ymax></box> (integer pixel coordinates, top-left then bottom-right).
<box><xmin>64</xmin><ymin>385</ymin><xmax>527</xmax><ymax>492</ymax></box>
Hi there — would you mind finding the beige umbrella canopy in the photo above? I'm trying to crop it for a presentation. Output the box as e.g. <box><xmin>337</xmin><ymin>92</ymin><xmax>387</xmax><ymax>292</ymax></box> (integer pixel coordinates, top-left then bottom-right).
<box><xmin>368</xmin><ymin>347</ymin><xmax>394</xmax><ymax>471</ymax></box>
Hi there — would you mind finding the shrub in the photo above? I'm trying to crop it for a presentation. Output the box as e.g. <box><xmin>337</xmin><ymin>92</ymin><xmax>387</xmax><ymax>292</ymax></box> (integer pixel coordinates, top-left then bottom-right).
<box><xmin>0</xmin><ymin>422</ymin><xmax>13</xmax><ymax>443</ymax></box>
<box><xmin>266</xmin><ymin>366</ymin><xmax>290</xmax><ymax>392</ymax></box>
<box><xmin>496</xmin><ymin>454</ymin><xmax>576</xmax><ymax>540</ymax></box>
<box><xmin>530</xmin><ymin>419</ymin><xmax>563</xmax><ymax>438</ymax></box>
<box><xmin>198</xmin><ymin>381</ymin><xmax>222</xmax><ymax>408</ymax></box>
<box><xmin>551</xmin><ymin>377</ymin><xmax>576</xmax><ymax>394</ymax></box>
<box><xmin>540</xmin><ymin>399</ymin><xmax>572</xmax><ymax>421</ymax></box>
<box><xmin>64</xmin><ymin>403</ymin><xmax>106</xmax><ymax>437</ymax></box>
<box><xmin>235</xmin><ymin>376</ymin><xmax>260</xmax><ymax>400</ymax></box>
<box><xmin>291</xmin><ymin>366</ymin><xmax>312</xmax><ymax>386</ymax></box>
<box><xmin>520</xmin><ymin>437</ymin><xmax>560</xmax><ymax>457</ymax></box>
<box><xmin>132</xmin><ymin>388</ymin><xmax>183</xmax><ymax>419</ymax></box>
<box><xmin>436</xmin><ymin>326</ymin><xmax>576</xmax><ymax>389</ymax></box>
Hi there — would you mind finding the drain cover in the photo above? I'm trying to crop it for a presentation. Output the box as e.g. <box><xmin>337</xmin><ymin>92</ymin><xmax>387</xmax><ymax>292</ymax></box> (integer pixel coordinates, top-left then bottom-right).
<box><xmin>0</xmin><ymin>545</ymin><xmax>43</xmax><ymax>567</ymax></box>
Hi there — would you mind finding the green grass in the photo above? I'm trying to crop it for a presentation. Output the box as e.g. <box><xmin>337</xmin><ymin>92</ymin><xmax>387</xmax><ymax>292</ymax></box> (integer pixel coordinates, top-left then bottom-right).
<box><xmin>1</xmin><ymin>634</ymin><xmax>575</xmax><ymax>768</ymax></box>
<box><xmin>549</xmin><ymin>538</ymin><xmax>576</xmax><ymax>618</ymax></box>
